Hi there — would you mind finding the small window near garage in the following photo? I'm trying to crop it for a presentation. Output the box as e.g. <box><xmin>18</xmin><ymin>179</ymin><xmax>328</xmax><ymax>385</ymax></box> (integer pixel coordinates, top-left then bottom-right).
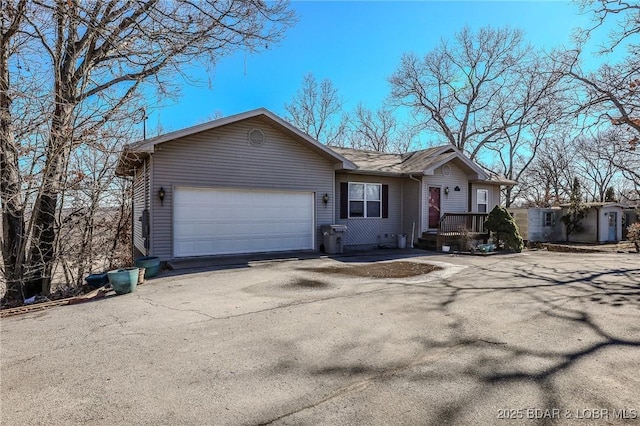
<box><xmin>543</xmin><ymin>212</ymin><xmax>554</xmax><ymax>227</ymax></box>
<box><xmin>348</xmin><ymin>183</ymin><xmax>381</xmax><ymax>218</ymax></box>
<box><xmin>477</xmin><ymin>189</ymin><xmax>488</xmax><ymax>213</ymax></box>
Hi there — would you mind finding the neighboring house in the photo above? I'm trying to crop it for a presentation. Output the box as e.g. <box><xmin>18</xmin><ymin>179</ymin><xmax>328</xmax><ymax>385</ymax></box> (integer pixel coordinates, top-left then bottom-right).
<box><xmin>509</xmin><ymin>207</ymin><xmax>564</xmax><ymax>243</ymax></box>
<box><xmin>559</xmin><ymin>202</ymin><xmax>625</xmax><ymax>243</ymax></box>
<box><xmin>510</xmin><ymin>203</ymin><xmax>625</xmax><ymax>244</ymax></box>
<box><xmin>116</xmin><ymin>108</ymin><xmax>514</xmax><ymax>260</ymax></box>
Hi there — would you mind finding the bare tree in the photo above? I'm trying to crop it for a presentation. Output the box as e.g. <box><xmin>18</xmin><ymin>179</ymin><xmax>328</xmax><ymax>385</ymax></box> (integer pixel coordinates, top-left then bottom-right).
<box><xmin>1</xmin><ymin>0</ymin><xmax>295</xmax><ymax>301</ymax></box>
<box><xmin>348</xmin><ymin>104</ymin><xmax>416</xmax><ymax>153</ymax></box>
<box><xmin>574</xmin><ymin>137</ymin><xmax>621</xmax><ymax>202</ymax></box>
<box><xmin>1</xmin><ymin>0</ymin><xmax>29</xmax><ymax>301</ymax></box>
<box><xmin>56</xmin><ymin>122</ymin><xmax>135</xmax><ymax>288</ymax></box>
<box><xmin>585</xmin><ymin>127</ymin><xmax>640</xmax><ymax>201</ymax></box>
<box><xmin>559</xmin><ymin>50</ymin><xmax>640</xmax><ymax>138</ymax></box>
<box><xmin>577</xmin><ymin>0</ymin><xmax>640</xmax><ymax>54</ymax></box>
<box><xmin>389</xmin><ymin>26</ymin><xmax>551</xmax><ymax>161</ymax></box>
<box><xmin>284</xmin><ymin>73</ymin><xmax>349</xmax><ymax>146</ymax></box>
<box><xmin>517</xmin><ymin>138</ymin><xmax>576</xmax><ymax>206</ymax></box>
<box><xmin>567</xmin><ymin>1</ymin><xmax>640</xmax><ymax>141</ymax></box>
<box><xmin>486</xmin><ymin>54</ymin><xmax>570</xmax><ymax>207</ymax></box>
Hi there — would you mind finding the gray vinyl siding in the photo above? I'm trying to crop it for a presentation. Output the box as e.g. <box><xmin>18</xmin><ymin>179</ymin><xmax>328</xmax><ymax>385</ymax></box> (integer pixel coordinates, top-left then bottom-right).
<box><xmin>132</xmin><ymin>160</ymin><xmax>149</xmax><ymax>256</ymax></box>
<box><xmin>150</xmin><ymin>117</ymin><xmax>335</xmax><ymax>260</ymax></box>
<box><xmin>402</xmin><ymin>178</ymin><xmax>421</xmax><ymax>244</ymax></box>
<box><xmin>470</xmin><ymin>183</ymin><xmax>501</xmax><ymax>213</ymax></box>
<box><xmin>335</xmin><ymin>174</ymin><xmax>403</xmax><ymax>248</ymax></box>
<box><xmin>421</xmin><ymin>163</ymin><xmax>469</xmax><ymax>232</ymax></box>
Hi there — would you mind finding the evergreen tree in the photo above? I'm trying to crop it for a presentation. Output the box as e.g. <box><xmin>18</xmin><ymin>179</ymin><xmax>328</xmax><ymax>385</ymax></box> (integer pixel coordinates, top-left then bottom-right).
<box><xmin>604</xmin><ymin>187</ymin><xmax>617</xmax><ymax>202</ymax></box>
<box><xmin>561</xmin><ymin>178</ymin><xmax>588</xmax><ymax>241</ymax></box>
<box><xmin>485</xmin><ymin>206</ymin><xmax>524</xmax><ymax>252</ymax></box>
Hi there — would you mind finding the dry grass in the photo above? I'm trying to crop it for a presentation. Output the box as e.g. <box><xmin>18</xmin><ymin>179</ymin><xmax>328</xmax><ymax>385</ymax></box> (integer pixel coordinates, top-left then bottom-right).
<box><xmin>302</xmin><ymin>261</ymin><xmax>442</xmax><ymax>279</ymax></box>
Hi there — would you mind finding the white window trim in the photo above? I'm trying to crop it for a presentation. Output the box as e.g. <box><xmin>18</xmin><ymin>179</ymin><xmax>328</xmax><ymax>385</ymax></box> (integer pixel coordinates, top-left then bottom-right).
<box><xmin>348</xmin><ymin>182</ymin><xmax>382</xmax><ymax>219</ymax></box>
<box><xmin>477</xmin><ymin>189</ymin><xmax>489</xmax><ymax>213</ymax></box>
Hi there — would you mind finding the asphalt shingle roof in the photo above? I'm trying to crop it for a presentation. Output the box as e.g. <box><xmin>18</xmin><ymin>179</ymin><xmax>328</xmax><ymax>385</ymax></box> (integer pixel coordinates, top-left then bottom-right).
<box><xmin>330</xmin><ymin>146</ymin><xmax>454</xmax><ymax>175</ymax></box>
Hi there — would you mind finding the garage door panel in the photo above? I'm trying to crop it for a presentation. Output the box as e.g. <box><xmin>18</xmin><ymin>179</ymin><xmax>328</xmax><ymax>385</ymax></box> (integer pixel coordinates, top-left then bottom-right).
<box><xmin>173</xmin><ymin>188</ymin><xmax>314</xmax><ymax>257</ymax></box>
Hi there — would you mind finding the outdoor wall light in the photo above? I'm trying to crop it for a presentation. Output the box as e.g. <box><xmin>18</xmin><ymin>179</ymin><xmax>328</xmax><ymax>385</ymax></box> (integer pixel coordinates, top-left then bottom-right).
<box><xmin>454</xmin><ymin>186</ymin><xmax>461</xmax><ymax>192</ymax></box>
<box><xmin>322</xmin><ymin>193</ymin><xmax>329</xmax><ymax>206</ymax></box>
<box><xmin>444</xmin><ymin>187</ymin><xmax>449</xmax><ymax>195</ymax></box>
<box><xmin>158</xmin><ymin>187</ymin><xmax>166</xmax><ymax>206</ymax></box>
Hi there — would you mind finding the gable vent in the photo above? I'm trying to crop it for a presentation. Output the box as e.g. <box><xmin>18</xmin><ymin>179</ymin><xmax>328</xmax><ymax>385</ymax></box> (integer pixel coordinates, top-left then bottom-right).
<box><xmin>248</xmin><ymin>128</ymin><xmax>265</xmax><ymax>146</ymax></box>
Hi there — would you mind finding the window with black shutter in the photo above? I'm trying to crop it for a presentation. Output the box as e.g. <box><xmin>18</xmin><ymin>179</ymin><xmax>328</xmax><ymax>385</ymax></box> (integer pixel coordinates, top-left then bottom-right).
<box><xmin>340</xmin><ymin>182</ymin><xmax>388</xmax><ymax>219</ymax></box>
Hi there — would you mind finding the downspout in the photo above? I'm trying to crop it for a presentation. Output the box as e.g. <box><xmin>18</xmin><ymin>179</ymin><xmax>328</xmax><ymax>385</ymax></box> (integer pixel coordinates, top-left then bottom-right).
<box><xmin>143</xmin><ymin>157</ymin><xmax>149</xmax><ymax>255</ymax></box>
<box><xmin>400</xmin><ymin>179</ymin><xmax>404</xmax><ymax>238</ymax></box>
<box><xmin>131</xmin><ymin>166</ymin><xmax>137</xmax><ymax>262</ymax></box>
<box><xmin>409</xmin><ymin>174</ymin><xmax>422</xmax><ymax>247</ymax></box>
<box><xmin>148</xmin><ymin>154</ymin><xmax>153</xmax><ymax>256</ymax></box>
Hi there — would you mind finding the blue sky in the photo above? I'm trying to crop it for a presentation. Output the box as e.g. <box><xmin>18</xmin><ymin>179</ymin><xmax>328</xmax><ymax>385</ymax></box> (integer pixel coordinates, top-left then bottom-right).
<box><xmin>146</xmin><ymin>1</ymin><xmax>603</xmax><ymax>135</ymax></box>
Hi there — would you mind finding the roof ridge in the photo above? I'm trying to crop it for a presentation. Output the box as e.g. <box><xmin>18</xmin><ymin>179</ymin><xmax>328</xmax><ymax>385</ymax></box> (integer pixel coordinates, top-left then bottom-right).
<box><xmin>329</xmin><ymin>146</ymin><xmax>402</xmax><ymax>156</ymax></box>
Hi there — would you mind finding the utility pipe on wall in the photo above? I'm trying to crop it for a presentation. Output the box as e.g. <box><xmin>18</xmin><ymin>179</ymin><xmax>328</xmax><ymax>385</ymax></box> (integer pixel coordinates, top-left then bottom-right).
<box><xmin>409</xmin><ymin>174</ymin><xmax>422</xmax><ymax>247</ymax></box>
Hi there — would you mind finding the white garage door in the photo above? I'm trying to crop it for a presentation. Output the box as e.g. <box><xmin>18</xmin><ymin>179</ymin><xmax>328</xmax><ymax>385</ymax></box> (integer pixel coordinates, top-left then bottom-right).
<box><xmin>173</xmin><ymin>187</ymin><xmax>314</xmax><ymax>257</ymax></box>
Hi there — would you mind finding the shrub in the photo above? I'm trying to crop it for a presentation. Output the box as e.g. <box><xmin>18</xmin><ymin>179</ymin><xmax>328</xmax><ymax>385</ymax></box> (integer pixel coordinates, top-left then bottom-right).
<box><xmin>628</xmin><ymin>223</ymin><xmax>640</xmax><ymax>253</ymax></box>
<box><xmin>485</xmin><ymin>205</ymin><xmax>524</xmax><ymax>252</ymax></box>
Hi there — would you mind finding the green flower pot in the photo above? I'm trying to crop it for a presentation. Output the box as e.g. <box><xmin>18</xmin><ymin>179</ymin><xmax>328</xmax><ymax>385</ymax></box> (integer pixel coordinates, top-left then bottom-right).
<box><xmin>107</xmin><ymin>267</ymin><xmax>139</xmax><ymax>295</ymax></box>
<box><xmin>134</xmin><ymin>256</ymin><xmax>161</xmax><ymax>278</ymax></box>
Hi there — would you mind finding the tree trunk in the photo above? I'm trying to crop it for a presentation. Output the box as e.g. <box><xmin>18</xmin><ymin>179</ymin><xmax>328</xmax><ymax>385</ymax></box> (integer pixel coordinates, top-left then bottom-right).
<box><xmin>26</xmin><ymin>100</ymin><xmax>74</xmax><ymax>296</ymax></box>
<box><xmin>0</xmin><ymin>29</ymin><xmax>26</xmax><ymax>301</ymax></box>
<box><xmin>504</xmin><ymin>187</ymin><xmax>512</xmax><ymax>208</ymax></box>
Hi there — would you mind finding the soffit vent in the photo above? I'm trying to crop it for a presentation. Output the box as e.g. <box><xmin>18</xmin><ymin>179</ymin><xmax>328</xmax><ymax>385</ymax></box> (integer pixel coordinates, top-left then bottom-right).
<box><xmin>248</xmin><ymin>128</ymin><xmax>266</xmax><ymax>146</ymax></box>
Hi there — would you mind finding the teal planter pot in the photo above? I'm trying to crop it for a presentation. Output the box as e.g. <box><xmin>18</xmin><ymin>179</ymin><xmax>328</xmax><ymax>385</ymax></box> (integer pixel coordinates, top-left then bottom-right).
<box><xmin>134</xmin><ymin>256</ymin><xmax>161</xmax><ymax>278</ymax></box>
<box><xmin>107</xmin><ymin>267</ymin><xmax>139</xmax><ymax>295</ymax></box>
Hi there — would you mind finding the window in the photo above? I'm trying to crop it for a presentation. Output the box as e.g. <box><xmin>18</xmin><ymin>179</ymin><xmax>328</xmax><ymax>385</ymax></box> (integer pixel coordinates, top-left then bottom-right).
<box><xmin>543</xmin><ymin>212</ymin><xmax>554</xmax><ymax>227</ymax></box>
<box><xmin>348</xmin><ymin>183</ymin><xmax>381</xmax><ymax>218</ymax></box>
<box><xmin>477</xmin><ymin>189</ymin><xmax>488</xmax><ymax>213</ymax></box>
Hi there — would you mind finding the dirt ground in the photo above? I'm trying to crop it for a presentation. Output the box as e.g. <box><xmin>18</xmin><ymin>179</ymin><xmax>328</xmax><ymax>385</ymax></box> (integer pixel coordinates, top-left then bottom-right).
<box><xmin>302</xmin><ymin>261</ymin><xmax>442</xmax><ymax>278</ymax></box>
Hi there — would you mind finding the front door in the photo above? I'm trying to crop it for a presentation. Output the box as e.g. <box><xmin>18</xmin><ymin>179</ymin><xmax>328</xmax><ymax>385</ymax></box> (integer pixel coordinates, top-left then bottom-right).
<box><xmin>429</xmin><ymin>187</ymin><xmax>441</xmax><ymax>229</ymax></box>
<box><xmin>608</xmin><ymin>212</ymin><xmax>617</xmax><ymax>241</ymax></box>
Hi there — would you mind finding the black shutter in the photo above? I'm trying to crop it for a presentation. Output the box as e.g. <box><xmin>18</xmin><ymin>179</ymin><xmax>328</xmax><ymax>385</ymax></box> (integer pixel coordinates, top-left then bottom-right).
<box><xmin>382</xmin><ymin>184</ymin><xmax>389</xmax><ymax>218</ymax></box>
<box><xmin>340</xmin><ymin>182</ymin><xmax>348</xmax><ymax>219</ymax></box>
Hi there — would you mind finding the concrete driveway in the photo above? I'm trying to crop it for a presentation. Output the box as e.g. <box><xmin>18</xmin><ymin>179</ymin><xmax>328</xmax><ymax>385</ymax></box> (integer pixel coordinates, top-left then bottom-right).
<box><xmin>2</xmin><ymin>250</ymin><xmax>639</xmax><ymax>425</ymax></box>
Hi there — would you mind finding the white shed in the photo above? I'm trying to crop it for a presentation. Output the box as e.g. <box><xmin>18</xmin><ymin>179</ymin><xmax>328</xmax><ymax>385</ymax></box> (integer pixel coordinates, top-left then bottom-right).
<box><xmin>560</xmin><ymin>202</ymin><xmax>625</xmax><ymax>243</ymax></box>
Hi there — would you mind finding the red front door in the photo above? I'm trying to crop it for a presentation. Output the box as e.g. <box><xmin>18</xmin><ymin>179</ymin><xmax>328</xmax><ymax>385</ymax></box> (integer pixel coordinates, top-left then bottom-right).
<box><xmin>429</xmin><ymin>187</ymin><xmax>441</xmax><ymax>228</ymax></box>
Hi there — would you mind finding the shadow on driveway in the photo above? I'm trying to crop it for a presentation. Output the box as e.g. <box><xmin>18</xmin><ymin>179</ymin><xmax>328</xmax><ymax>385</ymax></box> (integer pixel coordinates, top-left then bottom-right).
<box><xmin>264</xmin><ymin>256</ymin><xmax>640</xmax><ymax>425</ymax></box>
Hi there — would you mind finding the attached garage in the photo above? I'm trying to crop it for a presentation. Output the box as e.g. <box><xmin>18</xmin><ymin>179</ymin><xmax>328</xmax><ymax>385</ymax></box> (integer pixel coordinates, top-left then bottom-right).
<box><xmin>116</xmin><ymin>108</ymin><xmax>357</xmax><ymax>261</ymax></box>
<box><xmin>173</xmin><ymin>187</ymin><xmax>315</xmax><ymax>257</ymax></box>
